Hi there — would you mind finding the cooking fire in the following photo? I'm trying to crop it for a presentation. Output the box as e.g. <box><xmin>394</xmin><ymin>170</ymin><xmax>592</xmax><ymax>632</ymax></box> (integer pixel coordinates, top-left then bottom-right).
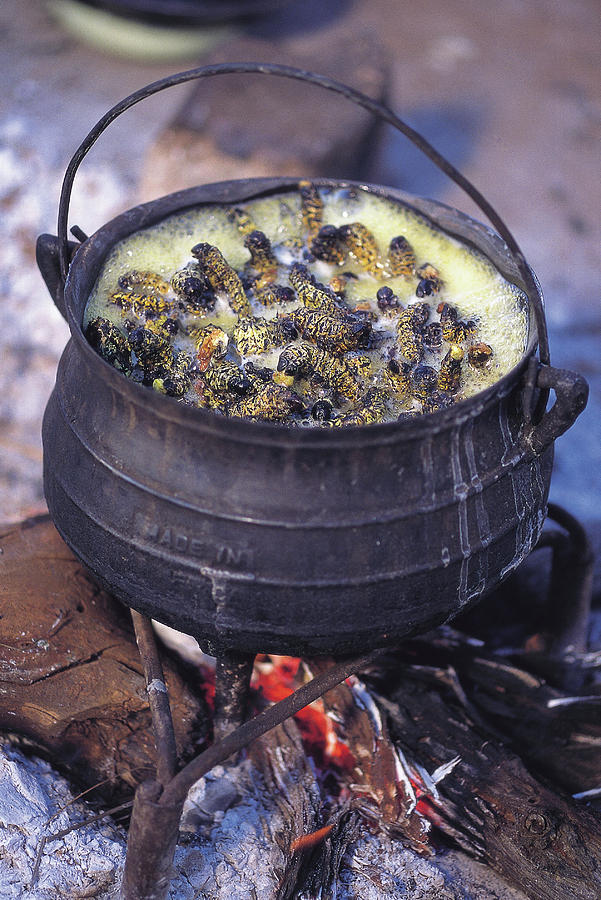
<box><xmin>3</xmin><ymin>526</ymin><xmax>599</xmax><ymax>900</ymax></box>
<box><xmin>25</xmin><ymin>60</ymin><xmax>593</xmax><ymax>900</ymax></box>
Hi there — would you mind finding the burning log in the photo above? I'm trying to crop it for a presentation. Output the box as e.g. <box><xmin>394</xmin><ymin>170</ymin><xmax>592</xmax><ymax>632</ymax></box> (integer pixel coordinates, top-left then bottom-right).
<box><xmin>236</xmin><ymin>659</ymin><xmax>530</xmax><ymax>900</ymax></box>
<box><xmin>393</xmin><ymin>621</ymin><xmax>601</xmax><ymax>798</ymax></box>
<box><xmin>371</xmin><ymin>659</ymin><xmax>601</xmax><ymax>900</ymax></box>
<box><xmin>301</xmin><ymin>658</ymin><xmax>432</xmax><ymax>852</ymax></box>
<box><xmin>246</xmin><ymin>719</ymin><xmax>322</xmax><ymax>898</ymax></box>
<box><xmin>0</xmin><ymin>516</ymin><xmax>207</xmax><ymax>804</ymax></box>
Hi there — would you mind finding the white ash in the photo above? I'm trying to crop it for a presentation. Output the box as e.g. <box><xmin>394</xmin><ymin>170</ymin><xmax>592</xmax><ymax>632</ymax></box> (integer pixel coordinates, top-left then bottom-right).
<box><xmin>337</xmin><ymin>832</ymin><xmax>528</xmax><ymax>900</ymax></box>
<box><xmin>0</xmin><ymin>739</ymin><xmax>529</xmax><ymax>900</ymax></box>
<box><xmin>171</xmin><ymin>757</ymin><xmax>319</xmax><ymax>900</ymax></box>
<box><xmin>0</xmin><ymin>127</ymin><xmax>130</xmax><ymax>523</ymax></box>
<box><xmin>0</xmin><ymin>741</ymin><xmax>125</xmax><ymax>900</ymax></box>
<box><xmin>173</xmin><ymin>762</ymin><xmax>527</xmax><ymax>900</ymax></box>
<box><xmin>0</xmin><ymin>131</ymin><xmax>127</xmax><ymax>354</ymax></box>
<box><xmin>338</xmin><ymin>832</ymin><xmax>457</xmax><ymax>900</ymax></box>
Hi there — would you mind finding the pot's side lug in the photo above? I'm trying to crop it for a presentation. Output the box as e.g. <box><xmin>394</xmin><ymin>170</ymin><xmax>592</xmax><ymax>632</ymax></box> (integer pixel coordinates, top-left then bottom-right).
<box><xmin>522</xmin><ymin>365</ymin><xmax>589</xmax><ymax>457</ymax></box>
<box><xmin>36</xmin><ymin>234</ymin><xmax>80</xmax><ymax>321</ymax></box>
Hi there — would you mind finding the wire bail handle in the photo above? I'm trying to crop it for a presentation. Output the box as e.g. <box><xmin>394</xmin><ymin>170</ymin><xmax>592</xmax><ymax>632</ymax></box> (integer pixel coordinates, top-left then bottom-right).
<box><xmin>57</xmin><ymin>61</ymin><xmax>550</xmax><ymax>414</ymax></box>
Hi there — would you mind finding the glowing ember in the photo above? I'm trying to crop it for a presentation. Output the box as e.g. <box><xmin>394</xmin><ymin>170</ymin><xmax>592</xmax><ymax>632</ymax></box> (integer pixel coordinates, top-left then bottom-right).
<box><xmin>250</xmin><ymin>654</ymin><xmax>461</xmax><ymax>853</ymax></box>
<box><xmin>195</xmin><ymin>650</ymin><xmax>459</xmax><ymax>851</ymax></box>
<box><xmin>252</xmin><ymin>655</ymin><xmax>356</xmax><ymax>773</ymax></box>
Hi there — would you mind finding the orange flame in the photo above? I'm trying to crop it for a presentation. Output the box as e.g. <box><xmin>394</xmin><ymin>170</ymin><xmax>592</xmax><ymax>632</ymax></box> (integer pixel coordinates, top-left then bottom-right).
<box><xmin>253</xmin><ymin>655</ymin><xmax>355</xmax><ymax>773</ymax></box>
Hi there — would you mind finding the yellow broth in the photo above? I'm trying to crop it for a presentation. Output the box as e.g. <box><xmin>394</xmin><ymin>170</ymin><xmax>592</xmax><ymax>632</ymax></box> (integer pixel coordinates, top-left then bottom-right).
<box><xmin>84</xmin><ymin>186</ymin><xmax>528</xmax><ymax>426</ymax></box>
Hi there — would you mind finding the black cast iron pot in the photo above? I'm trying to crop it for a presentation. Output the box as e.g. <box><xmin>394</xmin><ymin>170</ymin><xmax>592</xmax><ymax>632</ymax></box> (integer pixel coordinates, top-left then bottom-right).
<box><xmin>37</xmin><ymin>65</ymin><xmax>588</xmax><ymax>658</ymax></box>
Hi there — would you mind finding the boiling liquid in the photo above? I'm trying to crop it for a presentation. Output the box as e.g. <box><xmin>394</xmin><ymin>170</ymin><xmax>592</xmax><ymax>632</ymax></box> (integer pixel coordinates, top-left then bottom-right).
<box><xmin>85</xmin><ymin>186</ymin><xmax>528</xmax><ymax>424</ymax></box>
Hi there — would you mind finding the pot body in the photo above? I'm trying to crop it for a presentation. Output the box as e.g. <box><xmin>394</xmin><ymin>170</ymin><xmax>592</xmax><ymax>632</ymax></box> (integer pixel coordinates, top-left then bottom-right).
<box><xmin>42</xmin><ymin>178</ymin><xmax>553</xmax><ymax>656</ymax></box>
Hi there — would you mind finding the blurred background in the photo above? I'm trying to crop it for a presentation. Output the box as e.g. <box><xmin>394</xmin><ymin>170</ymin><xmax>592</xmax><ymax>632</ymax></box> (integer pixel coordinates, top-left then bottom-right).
<box><xmin>1</xmin><ymin>0</ymin><xmax>599</xmax><ymax>586</ymax></box>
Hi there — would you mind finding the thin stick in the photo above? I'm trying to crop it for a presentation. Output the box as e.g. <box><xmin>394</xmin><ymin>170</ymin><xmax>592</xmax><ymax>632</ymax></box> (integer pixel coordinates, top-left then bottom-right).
<box><xmin>46</xmin><ymin>766</ymin><xmax>150</xmax><ymax>824</ymax></box>
<box><xmin>122</xmin><ymin>646</ymin><xmax>389</xmax><ymax>900</ymax></box>
<box><xmin>130</xmin><ymin>611</ymin><xmax>178</xmax><ymax>786</ymax></box>
<box><xmin>31</xmin><ymin>801</ymin><xmax>133</xmax><ymax>888</ymax></box>
<box><xmin>161</xmin><ymin>646</ymin><xmax>388</xmax><ymax>808</ymax></box>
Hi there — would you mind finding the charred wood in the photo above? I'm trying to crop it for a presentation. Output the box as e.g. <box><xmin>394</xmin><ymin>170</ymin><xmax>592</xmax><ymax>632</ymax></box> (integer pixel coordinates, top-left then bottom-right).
<box><xmin>304</xmin><ymin>658</ymin><xmax>431</xmax><ymax>852</ymax></box>
<box><xmin>0</xmin><ymin>516</ymin><xmax>207</xmax><ymax>805</ymax></box>
<box><xmin>390</xmin><ymin>631</ymin><xmax>601</xmax><ymax>798</ymax></box>
<box><xmin>373</xmin><ymin>670</ymin><xmax>601</xmax><ymax>900</ymax></box>
<box><xmin>291</xmin><ymin>808</ymin><xmax>363</xmax><ymax>899</ymax></box>
<box><xmin>459</xmin><ymin>655</ymin><xmax>601</xmax><ymax>796</ymax></box>
<box><xmin>247</xmin><ymin>718</ymin><xmax>321</xmax><ymax>899</ymax></box>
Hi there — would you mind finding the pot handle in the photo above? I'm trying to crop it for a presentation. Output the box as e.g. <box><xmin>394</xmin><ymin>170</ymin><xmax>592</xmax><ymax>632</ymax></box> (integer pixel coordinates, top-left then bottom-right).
<box><xmin>521</xmin><ymin>360</ymin><xmax>589</xmax><ymax>456</ymax></box>
<box><xmin>36</xmin><ymin>233</ymin><xmax>81</xmax><ymax>321</ymax></box>
<box><xmin>53</xmin><ymin>63</ymin><xmax>551</xmax><ymax>411</ymax></box>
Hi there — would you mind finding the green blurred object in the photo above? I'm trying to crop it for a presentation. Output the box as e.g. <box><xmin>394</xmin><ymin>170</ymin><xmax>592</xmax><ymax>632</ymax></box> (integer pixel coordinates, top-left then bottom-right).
<box><xmin>46</xmin><ymin>0</ymin><xmax>234</xmax><ymax>61</ymax></box>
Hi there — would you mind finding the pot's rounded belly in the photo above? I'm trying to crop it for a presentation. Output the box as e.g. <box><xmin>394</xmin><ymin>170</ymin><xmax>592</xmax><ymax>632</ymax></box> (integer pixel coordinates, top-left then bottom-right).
<box><xmin>43</xmin><ymin>342</ymin><xmax>552</xmax><ymax>656</ymax></box>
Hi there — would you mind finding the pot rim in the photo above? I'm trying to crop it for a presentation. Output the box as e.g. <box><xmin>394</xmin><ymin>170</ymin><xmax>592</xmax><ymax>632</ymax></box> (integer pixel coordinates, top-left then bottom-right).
<box><xmin>61</xmin><ymin>177</ymin><xmax>541</xmax><ymax>447</ymax></box>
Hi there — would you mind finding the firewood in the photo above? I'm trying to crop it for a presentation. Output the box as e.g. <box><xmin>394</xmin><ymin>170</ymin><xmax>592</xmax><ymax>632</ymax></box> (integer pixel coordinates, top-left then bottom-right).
<box><xmin>290</xmin><ymin>808</ymin><xmax>363</xmax><ymax>898</ymax></box>
<box><xmin>247</xmin><ymin>718</ymin><xmax>321</xmax><ymax>899</ymax></box>
<box><xmin>304</xmin><ymin>657</ymin><xmax>431</xmax><ymax>852</ymax></box>
<box><xmin>373</xmin><ymin>669</ymin><xmax>601</xmax><ymax>900</ymax></box>
<box><xmin>394</xmin><ymin>631</ymin><xmax>601</xmax><ymax>797</ymax></box>
<box><xmin>243</xmin><ymin>685</ymin><xmax>528</xmax><ymax>900</ymax></box>
<box><xmin>460</xmin><ymin>655</ymin><xmax>601</xmax><ymax>796</ymax></box>
<box><xmin>0</xmin><ymin>516</ymin><xmax>207</xmax><ymax>804</ymax></box>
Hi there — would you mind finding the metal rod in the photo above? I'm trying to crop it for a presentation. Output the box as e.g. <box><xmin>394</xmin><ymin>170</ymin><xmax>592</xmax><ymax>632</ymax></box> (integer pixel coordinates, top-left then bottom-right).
<box><xmin>213</xmin><ymin>651</ymin><xmax>255</xmax><ymax>742</ymax></box>
<box><xmin>130</xmin><ymin>610</ymin><xmax>178</xmax><ymax>787</ymax></box>
<box><xmin>545</xmin><ymin>503</ymin><xmax>594</xmax><ymax>660</ymax></box>
<box><xmin>161</xmin><ymin>646</ymin><xmax>388</xmax><ymax>809</ymax></box>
